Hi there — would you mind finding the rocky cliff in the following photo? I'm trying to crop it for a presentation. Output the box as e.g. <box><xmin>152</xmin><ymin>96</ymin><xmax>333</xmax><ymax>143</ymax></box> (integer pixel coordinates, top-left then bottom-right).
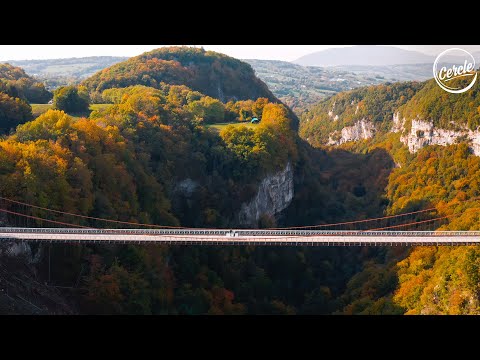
<box><xmin>0</xmin><ymin>214</ymin><xmax>41</xmax><ymax>263</ymax></box>
<box><xmin>328</xmin><ymin>119</ymin><xmax>375</xmax><ymax>146</ymax></box>
<box><xmin>396</xmin><ymin>116</ymin><xmax>480</xmax><ymax>156</ymax></box>
<box><xmin>238</xmin><ymin>162</ymin><xmax>294</xmax><ymax>226</ymax></box>
<box><xmin>321</xmin><ymin>111</ymin><xmax>480</xmax><ymax>156</ymax></box>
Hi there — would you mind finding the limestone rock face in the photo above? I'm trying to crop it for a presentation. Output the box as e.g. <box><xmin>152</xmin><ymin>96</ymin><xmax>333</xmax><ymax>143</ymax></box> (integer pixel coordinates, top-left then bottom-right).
<box><xmin>239</xmin><ymin>162</ymin><xmax>294</xmax><ymax>226</ymax></box>
<box><xmin>400</xmin><ymin>118</ymin><xmax>480</xmax><ymax>156</ymax></box>
<box><xmin>328</xmin><ymin>119</ymin><xmax>375</xmax><ymax>145</ymax></box>
<box><xmin>391</xmin><ymin>112</ymin><xmax>405</xmax><ymax>133</ymax></box>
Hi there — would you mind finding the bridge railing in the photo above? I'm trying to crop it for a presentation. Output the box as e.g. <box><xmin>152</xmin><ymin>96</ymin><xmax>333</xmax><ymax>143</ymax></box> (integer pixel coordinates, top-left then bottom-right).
<box><xmin>3</xmin><ymin>228</ymin><xmax>480</xmax><ymax>237</ymax></box>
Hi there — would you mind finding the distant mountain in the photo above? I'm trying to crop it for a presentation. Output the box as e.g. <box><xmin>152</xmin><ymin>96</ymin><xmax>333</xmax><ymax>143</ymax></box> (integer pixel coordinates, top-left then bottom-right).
<box><xmin>294</xmin><ymin>46</ymin><xmax>434</xmax><ymax>67</ymax></box>
<box><xmin>400</xmin><ymin>45</ymin><xmax>480</xmax><ymax>56</ymax></box>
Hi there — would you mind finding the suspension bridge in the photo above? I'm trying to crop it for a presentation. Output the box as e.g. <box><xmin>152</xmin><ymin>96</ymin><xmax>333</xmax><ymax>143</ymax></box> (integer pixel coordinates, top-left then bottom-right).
<box><xmin>0</xmin><ymin>196</ymin><xmax>479</xmax><ymax>246</ymax></box>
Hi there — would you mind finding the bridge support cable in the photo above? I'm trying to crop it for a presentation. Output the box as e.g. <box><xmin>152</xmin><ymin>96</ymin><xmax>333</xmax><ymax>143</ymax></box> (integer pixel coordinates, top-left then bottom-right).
<box><xmin>0</xmin><ymin>195</ymin><xmax>475</xmax><ymax>232</ymax></box>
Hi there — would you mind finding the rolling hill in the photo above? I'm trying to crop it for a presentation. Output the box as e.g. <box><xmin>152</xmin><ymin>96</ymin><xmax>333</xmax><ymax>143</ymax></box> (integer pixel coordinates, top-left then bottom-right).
<box><xmin>82</xmin><ymin>47</ymin><xmax>276</xmax><ymax>103</ymax></box>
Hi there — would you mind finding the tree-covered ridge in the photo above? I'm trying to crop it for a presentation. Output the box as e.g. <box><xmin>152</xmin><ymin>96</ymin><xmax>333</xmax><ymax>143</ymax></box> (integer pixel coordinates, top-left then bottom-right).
<box><xmin>398</xmin><ymin>73</ymin><xmax>480</xmax><ymax>132</ymax></box>
<box><xmin>0</xmin><ymin>63</ymin><xmax>51</xmax><ymax>134</ymax></box>
<box><xmin>82</xmin><ymin>47</ymin><xmax>276</xmax><ymax>104</ymax></box>
<box><xmin>311</xmin><ymin>133</ymin><xmax>480</xmax><ymax>314</ymax></box>
<box><xmin>273</xmin><ymin>72</ymin><xmax>480</xmax><ymax>314</ymax></box>
<box><xmin>2</xmin><ymin>85</ymin><xmax>296</xmax><ymax>228</ymax></box>
<box><xmin>0</xmin><ymin>63</ymin><xmax>52</xmax><ymax>103</ymax></box>
<box><xmin>0</xmin><ymin>80</ymin><xmax>337</xmax><ymax>314</ymax></box>
<box><xmin>300</xmin><ymin>82</ymin><xmax>422</xmax><ymax>146</ymax></box>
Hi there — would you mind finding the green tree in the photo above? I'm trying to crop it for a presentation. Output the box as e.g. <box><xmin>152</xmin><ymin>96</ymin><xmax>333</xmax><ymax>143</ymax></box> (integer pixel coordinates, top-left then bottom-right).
<box><xmin>53</xmin><ymin>86</ymin><xmax>90</xmax><ymax>114</ymax></box>
<box><xmin>188</xmin><ymin>96</ymin><xmax>225</xmax><ymax>124</ymax></box>
<box><xmin>0</xmin><ymin>92</ymin><xmax>33</xmax><ymax>134</ymax></box>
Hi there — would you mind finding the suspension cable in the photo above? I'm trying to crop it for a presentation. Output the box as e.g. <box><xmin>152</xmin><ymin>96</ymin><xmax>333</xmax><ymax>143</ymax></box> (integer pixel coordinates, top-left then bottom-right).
<box><xmin>0</xmin><ymin>195</ymin><xmax>476</xmax><ymax>231</ymax></box>
<box><xmin>0</xmin><ymin>208</ymin><xmax>91</xmax><ymax>229</ymax></box>
<box><xmin>267</xmin><ymin>196</ymin><xmax>480</xmax><ymax>230</ymax></box>
<box><xmin>0</xmin><ymin>196</ymin><xmax>186</xmax><ymax>229</ymax></box>
<box><xmin>266</xmin><ymin>207</ymin><xmax>438</xmax><ymax>230</ymax></box>
<box><xmin>364</xmin><ymin>214</ymin><xmax>457</xmax><ymax>232</ymax></box>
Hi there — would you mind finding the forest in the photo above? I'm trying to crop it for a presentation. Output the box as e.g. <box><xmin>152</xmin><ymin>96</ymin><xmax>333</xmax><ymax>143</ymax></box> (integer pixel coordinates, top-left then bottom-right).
<box><xmin>0</xmin><ymin>63</ymin><xmax>51</xmax><ymax>103</ymax></box>
<box><xmin>296</xmin><ymin>74</ymin><xmax>480</xmax><ymax>314</ymax></box>
<box><xmin>2</xmin><ymin>48</ymin><xmax>480</xmax><ymax>315</ymax></box>
<box><xmin>299</xmin><ymin>82</ymin><xmax>423</xmax><ymax>146</ymax></box>
<box><xmin>82</xmin><ymin>47</ymin><xmax>276</xmax><ymax>104</ymax></box>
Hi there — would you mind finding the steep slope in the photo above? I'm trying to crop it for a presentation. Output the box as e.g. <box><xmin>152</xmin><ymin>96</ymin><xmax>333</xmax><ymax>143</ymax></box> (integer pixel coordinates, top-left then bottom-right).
<box><xmin>0</xmin><ymin>63</ymin><xmax>51</xmax><ymax>103</ymax></box>
<box><xmin>394</xmin><ymin>76</ymin><xmax>480</xmax><ymax>155</ymax></box>
<box><xmin>2</xmin><ymin>48</ymin><xmax>398</xmax><ymax>315</ymax></box>
<box><xmin>0</xmin><ymin>48</ymin><xmax>311</xmax><ymax>314</ymax></box>
<box><xmin>82</xmin><ymin>47</ymin><xmax>276</xmax><ymax>103</ymax></box>
<box><xmin>300</xmin><ymin>73</ymin><xmax>480</xmax><ymax>155</ymax></box>
<box><xmin>300</xmin><ymin>73</ymin><xmax>480</xmax><ymax>314</ymax></box>
<box><xmin>300</xmin><ymin>82</ymin><xmax>423</xmax><ymax>147</ymax></box>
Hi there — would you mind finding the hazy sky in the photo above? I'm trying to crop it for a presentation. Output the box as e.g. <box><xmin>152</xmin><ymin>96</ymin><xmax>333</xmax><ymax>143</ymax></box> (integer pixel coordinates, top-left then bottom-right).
<box><xmin>1</xmin><ymin>45</ymin><xmax>479</xmax><ymax>61</ymax></box>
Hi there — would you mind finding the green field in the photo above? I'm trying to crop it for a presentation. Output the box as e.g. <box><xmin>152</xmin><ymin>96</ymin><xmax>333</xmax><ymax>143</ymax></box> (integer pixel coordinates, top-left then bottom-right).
<box><xmin>206</xmin><ymin>122</ymin><xmax>259</xmax><ymax>132</ymax></box>
<box><xmin>90</xmin><ymin>104</ymin><xmax>112</xmax><ymax>112</ymax></box>
<box><xmin>31</xmin><ymin>104</ymin><xmax>53</xmax><ymax>118</ymax></box>
<box><xmin>31</xmin><ymin>104</ymin><xmax>112</xmax><ymax>119</ymax></box>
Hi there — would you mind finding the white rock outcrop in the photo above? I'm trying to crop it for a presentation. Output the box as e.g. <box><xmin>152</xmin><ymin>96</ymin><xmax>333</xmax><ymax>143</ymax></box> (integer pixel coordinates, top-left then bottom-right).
<box><xmin>400</xmin><ymin>119</ymin><xmax>480</xmax><ymax>156</ymax></box>
<box><xmin>328</xmin><ymin>119</ymin><xmax>375</xmax><ymax>146</ymax></box>
<box><xmin>324</xmin><ymin>111</ymin><xmax>480</xmax><ymax>157</ymax></box>
<box><xmin>391</xmin><ymin>112</ymin><xmax>405</xmax><ymax>133</ymax></box>
<box><xmin>238</xmin><ymin>162</ymin><xmax>294</xmax><ymax>226</ymax></box>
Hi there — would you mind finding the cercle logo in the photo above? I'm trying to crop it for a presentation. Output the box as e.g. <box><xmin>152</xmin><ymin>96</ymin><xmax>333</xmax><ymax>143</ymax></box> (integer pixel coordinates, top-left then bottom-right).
<box><xmin>433</xmin><ymin>48</ymin><xmax>477</xmax><ymax>94</ymax></box>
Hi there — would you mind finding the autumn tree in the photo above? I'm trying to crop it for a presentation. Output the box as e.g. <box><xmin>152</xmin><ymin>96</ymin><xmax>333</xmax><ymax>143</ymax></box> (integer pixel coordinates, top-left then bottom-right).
<box><xmin>0</xmin><ymin>92</ymin><xmax>33</xmax><ymax>134</ymax></box>
<box><xmin>188</xmin><ymin>96</ymin><xmax>225</xmax><ymax>123</ymax></box>
<box><xmin>0</xmin><ymin>63</ymin><xmax>52</xmax><ymax>103</ymax></box>
<box><xmin>54</xmin><ymin>85</ymin><xmax>90</xmax><ymax>114</ymax></box>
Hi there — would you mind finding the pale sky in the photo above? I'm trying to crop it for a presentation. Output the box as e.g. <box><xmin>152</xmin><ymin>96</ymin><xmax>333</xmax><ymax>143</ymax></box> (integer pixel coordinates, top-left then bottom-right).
<box><xmin>0</xmin><ymin>45</ymin><xmax>479</xmax><ymax>62</ymax></box>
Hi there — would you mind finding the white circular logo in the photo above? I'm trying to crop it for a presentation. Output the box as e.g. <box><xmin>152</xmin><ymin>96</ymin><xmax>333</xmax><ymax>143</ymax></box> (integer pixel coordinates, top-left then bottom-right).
<box><xmin>433</xmin><ymin>48</ymin><xmax>477</xmax><ymax>94</ymax></box>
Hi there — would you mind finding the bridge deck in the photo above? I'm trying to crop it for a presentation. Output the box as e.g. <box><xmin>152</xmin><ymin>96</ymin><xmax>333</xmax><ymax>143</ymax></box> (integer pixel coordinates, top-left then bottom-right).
<box><xmin>1</xmin><ymin>229</ymin><xmax>480</xmax><ymax>246</ymax></box>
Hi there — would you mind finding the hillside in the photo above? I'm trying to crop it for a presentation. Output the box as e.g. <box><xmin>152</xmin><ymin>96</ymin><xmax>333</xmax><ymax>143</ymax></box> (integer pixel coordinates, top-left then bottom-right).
<box><xmin>2</xmin><ymin>48</ymin><xmax>330</xmax><ymax>314</ymax></box>
<box><xmin>245</xmin><ymin>60</ymin><xmax>390</xmax><ymax>113</ymax></box>
<box><xmin>300</xmin><ymin>81</ymin><xmax>423</xmax><ymax>146</ymax></box>
<box><xmin>0</xmin><ymin>63</ymin><xmax>47</xmax><ymax>134</ymax></box>
<box><xmin>82</xmin><ymin>47</ymin><xmax>276</xmax><ymax>103</ymax></box>
<box><xmin>300</xmin><ymin>73</ymin><xmax>480</xmax><ymax>153</ymax></box>
<box><xmin>0</xmin><ymin>47</ymin><xmax>405</xmax><ymax>315</ymax></box>
<box><xmin>299</xmin><ymin>74</ymin><xmax>480</xmax><ymax>314</ymax></box>
<box><xmin>6</xmin><ymin>55</ymin><xmax>433</xmax><ymax>115</ymax></box>
<box><xmin>0</xmin><ymin>63</ymin><xmax>51</xmax><ymax>103</ymax></box>
<box><xmin>5</xmin><ymin>46</ymin><xmax>480</xmax><ymax>315</ymax></box>
<box><xmin>246</xmin><ymin>60</ymin><xmax>434</xmax><ymax>114</ymax></box>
